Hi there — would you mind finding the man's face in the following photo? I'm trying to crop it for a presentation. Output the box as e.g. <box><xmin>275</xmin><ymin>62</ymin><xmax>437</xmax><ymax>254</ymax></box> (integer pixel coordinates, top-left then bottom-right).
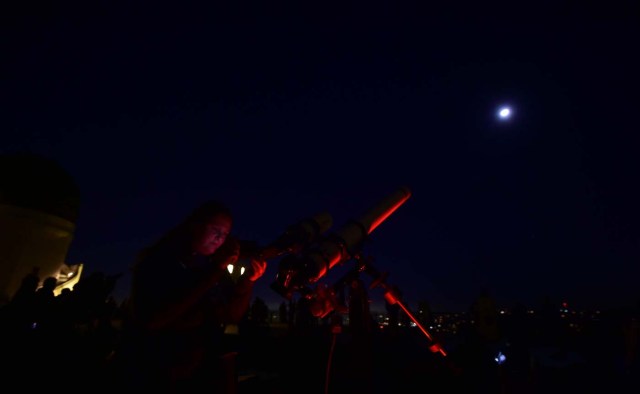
<box><xmin>192</xmin><ymin>214</ymin><xmax>232</xmax><ymax>256</ymax></box>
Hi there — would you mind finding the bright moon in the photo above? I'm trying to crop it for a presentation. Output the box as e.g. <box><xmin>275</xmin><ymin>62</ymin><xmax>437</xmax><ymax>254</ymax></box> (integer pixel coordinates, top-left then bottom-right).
<box><xmin>498</xmin><ymin>107</ymin><xmax>511</xmax><ymax>119</ymax></box>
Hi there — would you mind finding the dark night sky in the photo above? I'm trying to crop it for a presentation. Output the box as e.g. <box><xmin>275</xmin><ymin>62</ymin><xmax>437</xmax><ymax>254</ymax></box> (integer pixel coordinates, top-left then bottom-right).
<box><xmin>2</xmin><ymin>1</ymin><xmax>639</xmax><ymax>312</ymax></box>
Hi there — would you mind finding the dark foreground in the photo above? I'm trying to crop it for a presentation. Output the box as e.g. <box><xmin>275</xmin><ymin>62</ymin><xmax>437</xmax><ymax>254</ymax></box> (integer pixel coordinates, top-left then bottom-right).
<box><xmin>1</xmin><ymin>318</ymin><xmax>638</xmax><ymax>394</ymax></box>
<box><xmin>232</xmin><ymin>323</ymin><xmax>637</xmax><ymax>394</ymax></box>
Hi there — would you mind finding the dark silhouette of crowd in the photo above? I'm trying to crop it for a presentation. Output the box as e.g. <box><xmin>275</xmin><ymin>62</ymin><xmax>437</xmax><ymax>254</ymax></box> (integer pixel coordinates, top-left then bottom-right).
<box><xmin>1</xmin><ymin>267</ymin><xmax>638</xmax><ymax>394</ymax></box>
<box><xmin>0</xmin><ymin>268</ymin><xmax>123</xmax><ymax>391</ymax></box>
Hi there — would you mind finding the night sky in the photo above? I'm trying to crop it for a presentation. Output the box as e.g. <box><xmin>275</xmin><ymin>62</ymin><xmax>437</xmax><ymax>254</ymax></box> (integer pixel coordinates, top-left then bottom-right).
<box><xmin>2</xmin><ymin>1</ymin><xmax>639</xmax><ymax>312</ymax></box>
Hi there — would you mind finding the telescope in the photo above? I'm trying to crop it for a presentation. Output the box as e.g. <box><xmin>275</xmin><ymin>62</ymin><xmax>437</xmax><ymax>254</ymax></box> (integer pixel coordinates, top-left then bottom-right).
<box><xmin>269</xmin><ymin>187</ymin><xmax>412</xmax><ymax>300</ymax></box>
<box><xmin>259</xmin><ymin>212</ymin><xmax>334</xmax><ymax>261</ymax></box>
<box><xmin>265</xmin><ymin>186</ymin><xmax>448</xmax><ymax>358</ymax></box>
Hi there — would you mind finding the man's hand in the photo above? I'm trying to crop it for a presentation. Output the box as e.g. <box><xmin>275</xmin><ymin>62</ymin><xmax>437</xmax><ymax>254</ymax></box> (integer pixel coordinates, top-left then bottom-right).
<box><xmin>212</xmin><ymin>236</ymin><xmax>240</xmax><ymax>270</ymax></box>
<box><xmin>247</xmin><ymin>258</ymin><xmax>267</xmax><ymax>282</ymax></box>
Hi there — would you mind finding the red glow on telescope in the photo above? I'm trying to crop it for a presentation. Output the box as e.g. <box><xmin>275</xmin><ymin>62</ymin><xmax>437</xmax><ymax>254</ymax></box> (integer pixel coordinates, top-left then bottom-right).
<box><xmin>367</xmin><ymin>189</ymin><xmax>411</xmax><ymax>234</ymax></box>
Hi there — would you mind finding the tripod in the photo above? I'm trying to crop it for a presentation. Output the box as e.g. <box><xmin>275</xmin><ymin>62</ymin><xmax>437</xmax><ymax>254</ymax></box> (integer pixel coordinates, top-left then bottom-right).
<box><xmin>317</xmin><ymin>253</ymin><xmax>448</xmax><ymax>394</ymax></box>
<box><xmin>322</xmin><ymin>254</ymin><xmax>447</xmax><ymax>355</ymax></box>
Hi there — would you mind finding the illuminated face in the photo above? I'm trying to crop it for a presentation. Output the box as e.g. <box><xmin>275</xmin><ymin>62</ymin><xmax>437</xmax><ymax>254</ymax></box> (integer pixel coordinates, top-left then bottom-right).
<box><xmin>192</xmin><ymin>214</ymin><xmax>232</xmax><ymax>256</ymax></box>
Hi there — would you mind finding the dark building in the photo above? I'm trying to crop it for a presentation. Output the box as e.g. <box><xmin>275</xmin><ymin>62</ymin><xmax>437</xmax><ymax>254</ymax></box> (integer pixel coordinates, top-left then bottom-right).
<box><xmin>0</xmin><ymin>153</ymin><xmax>83</xmax><ymax>304</ymax></box>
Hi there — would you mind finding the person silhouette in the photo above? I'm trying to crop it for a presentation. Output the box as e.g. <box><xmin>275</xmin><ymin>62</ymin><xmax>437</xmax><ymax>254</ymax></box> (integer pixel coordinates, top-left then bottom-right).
<box><xmin>112</xmin><ymin>200</ymin><xmax>267</xmax><ymax>393</ymax></box>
